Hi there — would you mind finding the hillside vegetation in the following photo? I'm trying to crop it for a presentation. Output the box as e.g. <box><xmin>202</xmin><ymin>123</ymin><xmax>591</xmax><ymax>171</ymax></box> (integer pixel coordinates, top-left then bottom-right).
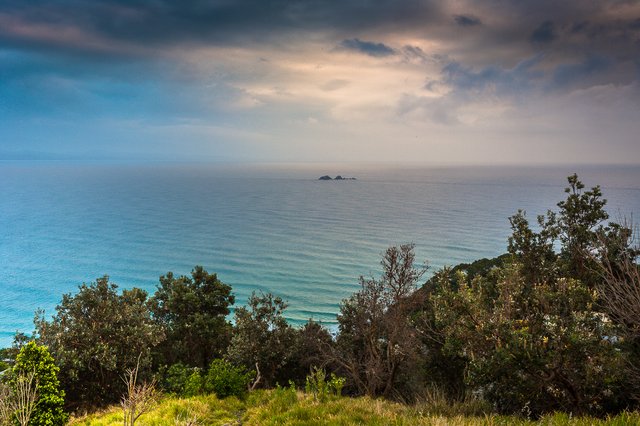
<box><xmin>70</xmin><ymin>390</ymin><xmax>640</xmax><ymax>426</ymax></box>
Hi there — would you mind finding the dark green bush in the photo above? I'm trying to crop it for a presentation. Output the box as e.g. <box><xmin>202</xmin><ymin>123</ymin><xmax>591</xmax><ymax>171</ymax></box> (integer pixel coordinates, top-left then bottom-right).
<box><xmin>161</xmin><ymin>363</ymin><xmax>196</xmax><ymax>395</ymax></box>
<box><xmin>203</xmin><ymin>359</ymin><xmax>254</xmax><ymax>398</ymax></box>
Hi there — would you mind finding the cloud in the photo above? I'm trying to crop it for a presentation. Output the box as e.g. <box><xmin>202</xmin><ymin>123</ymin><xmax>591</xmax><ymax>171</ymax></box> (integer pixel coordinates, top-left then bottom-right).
<box><xmin>453</xmin><ymin>15</ymin><xmax>481</xmax><ymax>27</ymax></box>
<box><xmin>0</xmin><ymin>0</ymin><xmax>441</xmax><ymax>56</ymax></box>
<box><xmin>531</xmin><ymin>21</ymin><xmax>557</xmax><ymax>43</ymax></box>
<box><xmin>440</xmin><ymin>54</ymin><xmax>545</xmax><ymax>98</ymax></box>
<box><xmin>337</xmin><ymin>38</ymin><xmax>396</xmax><ymax>57</ymax></box>
<box><xmin>1</xmin><ymin>0</ymin><xmax>640</xmax><ymax>164</ymax></box>
<box><xmin>550</xmin><ymin>55</ymin><xmax>612</xmax><ymax>89</ymax></box>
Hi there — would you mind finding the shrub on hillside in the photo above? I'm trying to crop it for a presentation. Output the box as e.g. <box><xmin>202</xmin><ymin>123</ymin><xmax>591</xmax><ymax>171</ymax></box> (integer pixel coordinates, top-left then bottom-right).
<box><xmin>433</xmin><ymin>264</ymin><xmax>626</xmax><ymax>415</ymax></box>
<box><xmin>203</xmin><ymin>359</ymin><xmax>254</xmax><ymax>399</ymax></box>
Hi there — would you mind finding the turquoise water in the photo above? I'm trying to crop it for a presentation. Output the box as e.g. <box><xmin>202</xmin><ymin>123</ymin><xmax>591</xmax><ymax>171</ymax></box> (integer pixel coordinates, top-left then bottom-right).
<box><xmin>1</xmin><ymin>162</ymin><xmax>639</xmax><ymax>347</ymax></box>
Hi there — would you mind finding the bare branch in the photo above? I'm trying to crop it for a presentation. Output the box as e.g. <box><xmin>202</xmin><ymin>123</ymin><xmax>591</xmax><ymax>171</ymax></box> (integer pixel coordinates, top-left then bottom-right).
<box><xmin>7</xmin><ymin>371</ymin><xmax>39</xmax><ymax>426</ymax></box>
<box><xmin>249</xmin><ymin>363</ymin><xmax>262</xmax><ymax>392</ymax></box>
<box><xmin>121</xmin><ymin>356</ymin><xmax>158</xmax><ymax>426</ymax></box>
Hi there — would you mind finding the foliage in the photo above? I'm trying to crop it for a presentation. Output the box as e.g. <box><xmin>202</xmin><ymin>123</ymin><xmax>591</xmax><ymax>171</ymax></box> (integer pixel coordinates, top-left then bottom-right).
<box><xmin>556</xmin><ymin>174</ymin><xmax>609</xmax><ymax>284</ymax></box>
<box><xmin>183</xmin><ymin>370</ymin><xmax>205</xmax><ymax>398</ymax></box>
<box><xmin>433</xmin><ymin>263</ymin><xmax>625</xmax><ymax>415</ymax></box>
<box><xmin>334</xmin><ymin>244</ymin><xmax>426</xmax><ymax>397</ymax></box>
<box><xmin>409</xmin><ymin>174</ymin><xmax>636</xmax><ymax>415</ymax></box>
<box><xmin>304</xmin><ymin>367</ymin><xmax>345</xmax><ymax>402</ymax></box>
<box><xmin>35</xmin><ymin>277</ymin><xmax>163</xmax><ymax>408</ymax></box>
<box><xmin>285</xmin><ymin>320</ymin><xmax>334</xmax><ymax>386</ymax></box>
<box><xmin>203</xmin><ymin>359</ymin><xmax>254</xmax><ymax>399</ymax></box>
<box><xmin>11</xmin><ymin>342</ymin><xmax>67</xmax><ymax>426</ymax></box>
<box><xmin>227</xmin><ymin>292</ymin><xmax>299</xmax><ymax>388</ymax></box>
<box><xmin>508</xmin><ymin>173</ymin><xmax>613</xmax><ymax>288</ymax></box>
<box><xmin>159</xmin><ymin>363</ymin><xmax>197</xmax><ymax>396</ymax></box>
<box><xmin>150</xmin><ymin>266</ymin><xmax>235</xmax><ymax>369</ymax></box>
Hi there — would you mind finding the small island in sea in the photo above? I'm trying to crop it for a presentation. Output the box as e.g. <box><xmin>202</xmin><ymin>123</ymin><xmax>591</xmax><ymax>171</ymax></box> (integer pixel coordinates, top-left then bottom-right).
<box><xmin>318</xmin><ymin>175</ymin><xmax>357</xmax><ymax>180</ymax></box>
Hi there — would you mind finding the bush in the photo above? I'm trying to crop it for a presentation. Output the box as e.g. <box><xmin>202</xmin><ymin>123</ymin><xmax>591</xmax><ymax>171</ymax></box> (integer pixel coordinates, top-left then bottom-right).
<box><xmin>433</xmin><ymin>264</ymin><xmax>626</xmax><ymax>415</ymax></box>
<box><xmin>12</xmin><ymin>342</ymin><xmax>67</xmax><ymax>426</ymax></box>
<box><xmin>160</xmin><ymin>363</ymin><xmax>199</xmax><ymax>396</ymax></box>
<box><xmin>203</xmin><ymin>359</ymin><xmax>254</xmax><ymax>399</ymax></box>
<box><xmin>183</xmin><ymin>370</ymin><xmax>205</xmax><ymax>397</ymax></box>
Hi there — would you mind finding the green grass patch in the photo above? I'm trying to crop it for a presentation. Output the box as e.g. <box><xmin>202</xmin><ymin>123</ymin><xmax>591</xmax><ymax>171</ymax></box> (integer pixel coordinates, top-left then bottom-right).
<box><xmin>70</xmin><ymin>391</ymin><xmax>640</xmax><ymax>425</ymax></box>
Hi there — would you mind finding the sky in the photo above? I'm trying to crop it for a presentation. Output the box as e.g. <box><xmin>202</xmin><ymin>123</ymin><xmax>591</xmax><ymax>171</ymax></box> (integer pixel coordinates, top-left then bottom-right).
<box><xmin>0</xmin><ymin>0</ymin><xmax>639</xmax><ymax>164</ymax></box>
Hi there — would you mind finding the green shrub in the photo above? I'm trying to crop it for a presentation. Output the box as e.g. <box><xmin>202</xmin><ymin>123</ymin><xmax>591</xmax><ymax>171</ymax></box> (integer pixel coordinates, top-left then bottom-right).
<box><xmin>203</xmin><ymin>359</ymin><xmax>254</xmax><ymax>399</ymax></box>
<box><xmin>304</xmin><ymin>367</ymin><xmax>345</xmax><ymax>402</ymax></box>
<box><xmin>161</xmin><ymin>363</ymin><xmax>196</xmax><ymax>395</ymax></box>
<box><xmin>12</xmin><ymin>342</ymin><xmax>67</xmax><ymax>426</ymax></box>
<box><xmin>183</xmin><ymin>370</ymin><xmax>204</xmax><ymax>397</ymax></box>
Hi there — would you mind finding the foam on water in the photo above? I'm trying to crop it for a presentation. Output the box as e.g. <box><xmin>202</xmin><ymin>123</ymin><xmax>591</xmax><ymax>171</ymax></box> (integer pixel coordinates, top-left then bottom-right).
<box><xmin>1</xmin><ymin>162</ymin><xmax>639</xmax><ymax>346</ymax></box>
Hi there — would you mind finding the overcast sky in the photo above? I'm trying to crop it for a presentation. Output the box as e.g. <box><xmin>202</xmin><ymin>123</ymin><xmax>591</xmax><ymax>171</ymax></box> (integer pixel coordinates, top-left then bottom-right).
<box><xmin>1</xmin><ymin>0</ymin><xmax>639</xmax><ymax>164</ymax></box>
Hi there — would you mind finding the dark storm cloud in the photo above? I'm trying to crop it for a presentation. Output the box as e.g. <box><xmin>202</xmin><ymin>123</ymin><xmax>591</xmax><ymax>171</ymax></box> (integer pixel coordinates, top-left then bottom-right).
<box><xmin>1</xmin><ymin>0</ymin><xmax>639</xmax><ymax>106</ymax></box>
<box><xmin>531</xmin><ymin>21</ymin><xmax>557</xmax><ymax>44</ymax></box>
<box><xmin>0</xmin><ymin>0</ymin><xmax>638</xmax><ymax>65</ymax></box>
<box><xmin>338</xmin><ymin>38</ymin><xmax>396</xmax><ymax>57</ymax></box>
<box><xmin>0</xmin><ymin>0</ymin><xmax>441</xmax><ymax>55</ymax></box>
<box><xmin>453</xmin><ymin>15</ymin><xmax>481</xmax><ymax>27</ymax></box>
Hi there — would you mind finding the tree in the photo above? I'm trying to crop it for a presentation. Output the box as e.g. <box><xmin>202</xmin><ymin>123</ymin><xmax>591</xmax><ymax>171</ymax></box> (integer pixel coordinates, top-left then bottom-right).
<box><xmin>432</xmin><ymin>263</ymin><xmax>625</xmax><ymax>416</ymax></box>
<box><xmin>508</xmin><ymin>209</ymin><xmax>558</xmax><ymax>285</ymax></box>
<box><xmin>35</xmin><ymin>277</ymin><xmax>163</xmax><ymax>408</ymax></box>
<box><xmin>556</xmin><ymin>173</ymin><xmax>609</xmax><ymax>286</ymax></box>
<box><xmin>11</xmin><ymin>342</ymin><xmax>66</xmax><ymax>426</ymax></box>
<box><xmin>334</xmin><ymin>244</ymin><xmax>426</xmax><ymax>397</ymax></box>
<box><xmin>227</xmin><ymin>292</ymin><xmax>298</xmax><ymax>388</ymax></box>
<box><xmin>287</xmin><ymin>320</ymin><xmax>335</xmax><ymax>385</ymax></box>
<box><xmin>150</xmin><ymin>266</ymin><xmax>235</xmax><ymax>369</ymax></box>
<box><xmin>507</xmin><ymin>174</ymin><xmax>610</xmax><ymax>288</ymax></box>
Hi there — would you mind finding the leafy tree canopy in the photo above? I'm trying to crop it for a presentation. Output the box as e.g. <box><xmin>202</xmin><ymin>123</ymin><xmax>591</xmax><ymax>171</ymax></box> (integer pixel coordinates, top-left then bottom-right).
<box><xmin>149</xmin><ymin>266</ymin><xmax>235</xmax><ymax>369</ymax></box>
<box><xmin>35</xmin><ymin>277</ymin><xmax>163</xmax><ymax>408</ymax></box>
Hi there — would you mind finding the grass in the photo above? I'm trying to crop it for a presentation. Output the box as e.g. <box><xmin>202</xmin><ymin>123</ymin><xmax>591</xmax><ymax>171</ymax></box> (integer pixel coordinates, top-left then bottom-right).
<box><xmin>69</xmin><ymin>390</ymin><xmax>640</xmax><ymax>425</ymax></box>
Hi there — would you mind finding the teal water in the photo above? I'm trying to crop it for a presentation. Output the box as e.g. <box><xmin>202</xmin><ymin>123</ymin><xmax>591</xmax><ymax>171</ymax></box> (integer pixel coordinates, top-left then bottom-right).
<box><xmin>1</xmin><ymin>163</ymin><xmax>639</xmax><ymax>347</ymax></box>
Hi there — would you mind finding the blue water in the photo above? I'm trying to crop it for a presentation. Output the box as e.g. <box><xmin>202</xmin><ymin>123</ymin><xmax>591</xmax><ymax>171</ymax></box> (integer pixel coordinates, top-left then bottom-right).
<box><xmin>1</xmin><ymin>162</ymin><xmax>639</xmax><ymax>347</ymax></box>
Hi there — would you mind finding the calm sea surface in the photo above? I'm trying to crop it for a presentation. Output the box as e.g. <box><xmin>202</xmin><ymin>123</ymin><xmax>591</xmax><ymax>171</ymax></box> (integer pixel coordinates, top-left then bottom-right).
<box><xmin>1</xmin><ymin>162</ymin><xmax>639</xmax><ymax>347</ymax></box>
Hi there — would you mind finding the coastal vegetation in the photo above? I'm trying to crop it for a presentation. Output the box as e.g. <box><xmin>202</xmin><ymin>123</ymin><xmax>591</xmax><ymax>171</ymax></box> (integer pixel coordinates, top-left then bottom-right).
<box><xmin>1</xmin><ymin>174</ymin><xmax>639</xmax><ymax>424</ymax></box>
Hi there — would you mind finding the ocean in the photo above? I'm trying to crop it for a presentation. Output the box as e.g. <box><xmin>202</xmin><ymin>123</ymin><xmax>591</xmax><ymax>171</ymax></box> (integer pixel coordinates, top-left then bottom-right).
<box><xmin>1</xmin><ymin>162</ymin><xmax>639</xmax><ymax>347</ymax></box>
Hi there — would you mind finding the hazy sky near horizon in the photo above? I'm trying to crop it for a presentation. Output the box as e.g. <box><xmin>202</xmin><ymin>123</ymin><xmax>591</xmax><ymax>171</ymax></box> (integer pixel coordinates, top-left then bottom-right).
<box><xmin>1</xmin><ymin>1</ymin><xmax>639</xmax><ymax>164</ymax></box>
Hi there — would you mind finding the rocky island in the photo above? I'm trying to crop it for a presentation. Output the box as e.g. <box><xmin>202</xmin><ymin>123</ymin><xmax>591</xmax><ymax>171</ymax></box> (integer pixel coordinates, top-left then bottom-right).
<box><xmin>318</xmin><ymin>175</ymin><xmax>357</xmax><ymax>180</ymax></box>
